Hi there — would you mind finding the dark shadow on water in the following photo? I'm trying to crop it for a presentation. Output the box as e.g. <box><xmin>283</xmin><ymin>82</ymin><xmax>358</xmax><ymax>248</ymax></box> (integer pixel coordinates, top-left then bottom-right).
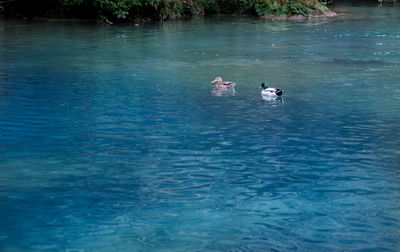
<box><xmin>331</xmin><ymin>58</ymin><xmax>389</xmax><ymax>65</ymax></box>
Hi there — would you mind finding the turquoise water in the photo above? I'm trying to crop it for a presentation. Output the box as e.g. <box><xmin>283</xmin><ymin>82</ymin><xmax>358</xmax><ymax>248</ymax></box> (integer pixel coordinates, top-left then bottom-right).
<box><xmin>1</xmin><ymin>5</ymin><xmax>400</xmax><ymax>251</ymax></box>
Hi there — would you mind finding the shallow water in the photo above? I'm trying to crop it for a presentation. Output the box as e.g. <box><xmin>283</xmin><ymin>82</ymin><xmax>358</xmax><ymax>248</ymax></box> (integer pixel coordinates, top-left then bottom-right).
<box><xmin>1</xmin><ymin>5</ymin><xmax>400</xmax><ymax>252</ymax></box>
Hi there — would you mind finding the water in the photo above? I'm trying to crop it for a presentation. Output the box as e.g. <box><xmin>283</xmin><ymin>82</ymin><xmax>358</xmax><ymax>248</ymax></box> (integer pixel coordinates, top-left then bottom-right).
<box><xmin>1</xmin><ymin>5</ymin><xmax>400</xmax><ymax>251</ymax></box>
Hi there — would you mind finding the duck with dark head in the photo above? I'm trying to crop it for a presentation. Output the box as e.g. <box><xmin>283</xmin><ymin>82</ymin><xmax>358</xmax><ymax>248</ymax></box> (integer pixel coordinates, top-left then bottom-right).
<box><xmin>260</xmin><ymin>82</ymin><xmax>283</xmax><ymax>97</ymax></box>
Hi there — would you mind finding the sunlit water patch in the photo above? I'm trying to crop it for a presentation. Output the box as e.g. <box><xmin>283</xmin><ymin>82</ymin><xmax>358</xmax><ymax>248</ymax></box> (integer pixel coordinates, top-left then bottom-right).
<box><xmin>0</xmin><ymin>5</ymin><xmax>400</xmax><ymax>252</ymax></box>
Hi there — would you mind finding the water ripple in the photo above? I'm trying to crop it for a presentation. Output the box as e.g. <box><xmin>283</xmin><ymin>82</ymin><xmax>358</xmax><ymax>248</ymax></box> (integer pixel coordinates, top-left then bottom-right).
<box><xmin>1</xmin><ymin>10</ymin><xmax>400</xmax><ymax>252</ymax></box>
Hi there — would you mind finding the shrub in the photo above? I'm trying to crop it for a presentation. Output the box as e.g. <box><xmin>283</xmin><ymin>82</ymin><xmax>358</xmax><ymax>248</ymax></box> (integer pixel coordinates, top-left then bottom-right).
<box><xmin>255</xmin><ymin>0</ymin><xmax>328</xmax><ymax>17</ymax></box>
<box><xmin>4</xmin><ymin>0</ymin><xmax>330</xmax><ymax>22</ymax></box>
<box><xmin>61</xmin><ymin>0</ymin><xmax>219</xmax><ymax>21</ymax></box>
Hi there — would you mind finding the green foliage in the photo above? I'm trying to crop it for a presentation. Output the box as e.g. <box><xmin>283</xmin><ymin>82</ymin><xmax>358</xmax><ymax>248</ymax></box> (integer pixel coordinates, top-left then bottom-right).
<box><xmin>60</xmin><ymin>0</ymin><xmax>219</xmax><ymax>21</ymax></box>
<box><xmin>313</xmin><ymin>1</ymin><xmax>329</xmax><ymax>13</ymax></box>
<box><xmin>96</xmin><ymin>0</ymin><xmax>141</xmax><ymax>19</ymax></box>
<box><xmin>287</xmin><ymin>0</ymin><xmax>312</xmax><ymax>16</ymax></box>
<box><xmin>4</xmin><ymin>0</ymin><xmax>329</xmax><ymax>22</ymax></box>
<box><xmin>202</xmin><ymin>0</ymin><xmax>219</xmax><ymax>14</ymax></box>
<box><xmin>255</xmin><ymin>0</ymin><xmax>285</xmax><ymax>16</ymax></box>
<box><xmin>255</xmin><ymin>0</ymin><xmax>328</xmax><ymax>17</ymax></box>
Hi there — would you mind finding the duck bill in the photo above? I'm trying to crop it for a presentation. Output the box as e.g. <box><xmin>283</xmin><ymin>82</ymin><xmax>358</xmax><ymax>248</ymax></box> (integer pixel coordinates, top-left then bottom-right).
<box><xmin>211</xmin><ymin>80</ymin><xmax>217</xmax><ymax>83</ymax></box>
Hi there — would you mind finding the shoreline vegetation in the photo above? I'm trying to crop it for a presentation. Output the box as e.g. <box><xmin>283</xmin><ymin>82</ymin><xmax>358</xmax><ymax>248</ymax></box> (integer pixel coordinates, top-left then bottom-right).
<box><xmin>0</xmin><ymin>0</ymin><xmax>337</xmax><ymax>23</ymax></box>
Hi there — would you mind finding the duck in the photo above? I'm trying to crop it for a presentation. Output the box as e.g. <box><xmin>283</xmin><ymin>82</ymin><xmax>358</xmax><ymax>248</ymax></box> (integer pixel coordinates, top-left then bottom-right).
<box><xmin>211</xmin><ymin>77</ymin><xmax>236</xmax><ymax>88</ymax></box>
<box><xmin>260</xmin><ymin>82</ymin><xmax>283</xmax><ymax>97</ymax></box>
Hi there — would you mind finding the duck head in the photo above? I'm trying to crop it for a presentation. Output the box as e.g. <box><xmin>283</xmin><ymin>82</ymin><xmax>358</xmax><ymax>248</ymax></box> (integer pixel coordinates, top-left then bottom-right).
<box><xmin>211</xmin><ymin>77</ymin><xmax>222</xmax><ymax>84</ymax></box>
<box><xmin>260</xmin><ymin>82</ymin><xmax>268</xmax><ymax>90</ymax></box>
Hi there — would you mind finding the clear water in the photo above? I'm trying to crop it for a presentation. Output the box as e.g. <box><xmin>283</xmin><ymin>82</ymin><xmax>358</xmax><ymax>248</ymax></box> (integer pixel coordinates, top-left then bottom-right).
<box><xmin>1</xmin><ymin>5</ymin><xmax>400</xmax><ymax>252</ymax></box>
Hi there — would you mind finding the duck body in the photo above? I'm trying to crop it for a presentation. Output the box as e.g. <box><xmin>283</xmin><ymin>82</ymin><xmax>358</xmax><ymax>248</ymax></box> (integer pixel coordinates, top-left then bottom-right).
<box><xmin>261</xmin><ymin>88</ymin><xmax>283</xmax><ymax>97</ymax></box>
<box><xmin>260</xmin><ymin>82</ymin><xmax>282</xmax><ymax>97</ymax></box>
<box><xmin>211</xmin><ymin>77</ymin><xmax>236</xmax><ymax>88</ymax></box>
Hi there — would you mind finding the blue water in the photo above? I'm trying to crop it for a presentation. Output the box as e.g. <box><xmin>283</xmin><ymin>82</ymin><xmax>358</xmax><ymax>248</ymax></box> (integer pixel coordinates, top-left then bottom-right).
<box><xmin>1</xmin><ymin>5</ymin><xmax>400</xmax><ymax>251</ymax></box>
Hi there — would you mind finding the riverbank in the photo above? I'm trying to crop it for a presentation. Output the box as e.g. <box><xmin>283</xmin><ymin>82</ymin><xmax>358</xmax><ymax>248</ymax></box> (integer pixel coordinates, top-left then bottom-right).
<box><xmin>261</xmin><ymin>10</ymin><xmax>337</xmax><ymax>20</ymax></box>
<box><xmin>1</xmin><ymin>0</ymin><xmax>333</xmax><ymax>23</ymax></box>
